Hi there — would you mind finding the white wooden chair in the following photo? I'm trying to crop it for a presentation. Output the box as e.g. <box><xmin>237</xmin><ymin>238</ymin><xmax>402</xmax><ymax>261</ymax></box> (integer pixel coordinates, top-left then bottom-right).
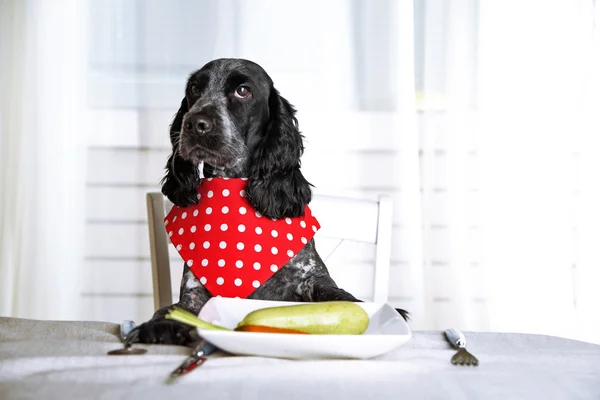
<box><xmin>146</xmin><ymin>192</ymin><xmax>393</xmax><ymax>311</ymax></box>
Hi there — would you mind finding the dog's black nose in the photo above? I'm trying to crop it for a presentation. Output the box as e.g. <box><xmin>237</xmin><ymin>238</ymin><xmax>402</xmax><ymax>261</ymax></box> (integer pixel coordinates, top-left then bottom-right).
<box><xmin>194</xmin><ymin>116</ymin><xmax>213</xmax><ymax>134</ymax></box>
<box><xmin>184</xmin><ymin>114</ymin><xmax>213</xmax><ymax>135</ymax></box>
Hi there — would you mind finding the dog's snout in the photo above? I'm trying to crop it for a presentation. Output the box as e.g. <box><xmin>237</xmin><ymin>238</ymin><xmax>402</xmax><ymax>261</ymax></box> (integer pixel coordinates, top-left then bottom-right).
<box><xmin>184</xmin><ymin>114</ymin><xmax>213</xmax><ymax>135</ymax></box>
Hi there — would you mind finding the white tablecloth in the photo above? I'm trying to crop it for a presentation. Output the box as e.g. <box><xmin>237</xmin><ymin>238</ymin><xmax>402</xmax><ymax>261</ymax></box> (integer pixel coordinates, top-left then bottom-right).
<box><xmin>1</xmin><ymin>317</ymin><xmax>599</xmax><ymax>399</ymax></box>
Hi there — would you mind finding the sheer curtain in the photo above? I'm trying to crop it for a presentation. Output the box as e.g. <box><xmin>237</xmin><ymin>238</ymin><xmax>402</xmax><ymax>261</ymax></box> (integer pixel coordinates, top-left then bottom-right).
<box><xmin>416</xmin><ymin>0</ymin><xmax>483</xmax><ymax>331</ymax></box>
<box><xmin>0</xmin><ymin>0</ymin><xmax>88</xmax><ymax>320</ymax></box>
<box><xmin>477</xmin><ymin>0</ymin><xmax>600</xmax><ymax>342</ymax></box>
<box><xmin>416</xmin><ymin>0</ymin><xmax>600</xmax><ymax>342</ymax></box>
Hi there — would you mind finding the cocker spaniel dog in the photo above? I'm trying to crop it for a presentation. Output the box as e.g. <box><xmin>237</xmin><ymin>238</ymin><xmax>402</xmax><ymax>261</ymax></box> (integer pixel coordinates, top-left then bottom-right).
<box><xmin>127</xmin><ymin>58</ymin><xmax>408</xmax><ymax>346</ymax></box>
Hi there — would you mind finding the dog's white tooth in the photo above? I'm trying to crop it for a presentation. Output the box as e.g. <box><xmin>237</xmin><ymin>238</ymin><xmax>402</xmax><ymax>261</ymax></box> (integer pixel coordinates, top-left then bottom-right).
<box><xmin>184</xmin><ymin>271</ymin><xmax>200</xmax><ymax>289</ymax></box>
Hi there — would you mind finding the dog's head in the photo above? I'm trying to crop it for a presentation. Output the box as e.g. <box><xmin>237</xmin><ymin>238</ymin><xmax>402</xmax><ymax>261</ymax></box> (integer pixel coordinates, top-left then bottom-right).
<box><xmin>161</xmin><ymin>58</ymin><xmax>312</xmax><ymax>219</ymax></box>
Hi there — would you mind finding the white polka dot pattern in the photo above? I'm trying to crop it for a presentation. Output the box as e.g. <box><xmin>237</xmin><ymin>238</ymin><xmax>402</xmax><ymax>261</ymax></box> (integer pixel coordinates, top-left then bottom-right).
<box><xmin>165</xmin><ymin>178</ymin><xmax>320</xmax><ymax>299</ymax></box>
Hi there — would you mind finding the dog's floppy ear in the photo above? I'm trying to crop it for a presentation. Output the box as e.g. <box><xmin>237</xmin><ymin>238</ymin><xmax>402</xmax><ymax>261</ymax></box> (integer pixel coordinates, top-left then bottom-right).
<box><xmin>246</xmin><ymin>87</ymin><xmax>312</xmax><ymax>219</ymax></box>
<box><xmin>160</xmin><ymin>97</ymin><xmax>200</xmax><ymax>207</ymax></box>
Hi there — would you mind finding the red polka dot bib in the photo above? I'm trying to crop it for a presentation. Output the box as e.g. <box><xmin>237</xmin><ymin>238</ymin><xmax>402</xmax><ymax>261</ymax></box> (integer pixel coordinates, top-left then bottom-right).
<box><xmin>164</xmin><ymin>178</ymin><xmax>321</xmax><ymax>298</ymax></box>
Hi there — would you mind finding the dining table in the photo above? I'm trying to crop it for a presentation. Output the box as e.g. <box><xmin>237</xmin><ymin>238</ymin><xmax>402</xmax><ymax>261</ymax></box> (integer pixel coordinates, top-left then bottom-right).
<box><xmin>1</xmin><ymin>316</ymin><xmax>599</xmax><ymax>399</ymax></box>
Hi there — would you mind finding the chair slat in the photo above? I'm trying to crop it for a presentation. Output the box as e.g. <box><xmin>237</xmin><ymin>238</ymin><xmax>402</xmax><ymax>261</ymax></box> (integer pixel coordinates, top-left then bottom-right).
<box><xmin>310</xmin><ymin>195</ymin><xmax>379</xmax><ymax>244</ymax></box>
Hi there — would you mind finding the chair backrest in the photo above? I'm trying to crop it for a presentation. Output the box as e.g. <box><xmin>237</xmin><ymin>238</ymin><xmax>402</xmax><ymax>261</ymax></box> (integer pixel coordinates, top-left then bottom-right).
<box><xmin>146</xmin><ymin>192</ymin><xmax>393</xmax><ymax>311</ymax></box>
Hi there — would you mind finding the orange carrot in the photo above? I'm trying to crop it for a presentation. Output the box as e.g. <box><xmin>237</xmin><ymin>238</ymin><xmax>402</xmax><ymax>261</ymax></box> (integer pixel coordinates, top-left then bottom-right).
<box><xmin>234</xmin><ymin>324</ymin><xmax>309</xmax><ymax>334</ymax></box>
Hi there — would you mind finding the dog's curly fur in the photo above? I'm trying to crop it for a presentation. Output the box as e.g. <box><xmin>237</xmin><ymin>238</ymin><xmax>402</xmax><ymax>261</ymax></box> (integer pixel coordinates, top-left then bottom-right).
<box><xmin>127</xmin><ymin>58</ymin><xmax>408</xmax><ymax>346</ymax></box>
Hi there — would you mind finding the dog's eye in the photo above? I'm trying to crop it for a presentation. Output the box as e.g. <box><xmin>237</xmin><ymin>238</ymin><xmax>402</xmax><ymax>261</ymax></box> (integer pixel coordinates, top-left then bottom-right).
<box><xmin>234</xmin><ymin>86</ymin><xmax>251</xmax><ymax>99</ymax></box>
<box><xmin>190</xmin><ymin>84</ymin><xmax>200</xmax><ymax>97</ymax></box>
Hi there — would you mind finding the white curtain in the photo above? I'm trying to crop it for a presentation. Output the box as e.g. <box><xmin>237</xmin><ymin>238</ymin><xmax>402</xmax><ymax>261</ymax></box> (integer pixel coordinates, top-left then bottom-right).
<box><xmin>415</xmin><ymin>0</ymin><xmax>482</xmax><ymax>331</ymax></box>
<box><xmin>0</xmin><ymin>0</ymin><xmax>88</xmax><ymax>320</ymax></box>
<box><xmin>412</xmin><ymin>0</ymin><xmax>600</xmax><ymax>343</ymax></box>
<box><xmin>477</xmin><ymin>0</ymin><xmax>600</xmax><ymax>343</ymax></box>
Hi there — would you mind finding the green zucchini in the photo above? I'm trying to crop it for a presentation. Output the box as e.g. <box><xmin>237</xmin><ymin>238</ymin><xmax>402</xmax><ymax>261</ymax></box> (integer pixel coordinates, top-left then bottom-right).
<box><xmin>236</xmin><ymin>301</ymin><xmax>369</xmax><ymax>335</ymax></box>
<box><xmin>166</xmin><ymin>306</ymin><xmax>230</xmax><ymax>331</ymax></box>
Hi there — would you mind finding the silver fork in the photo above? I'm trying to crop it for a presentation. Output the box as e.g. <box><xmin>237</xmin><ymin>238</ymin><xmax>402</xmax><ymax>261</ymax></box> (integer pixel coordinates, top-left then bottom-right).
<box><xmin>107</xmin><ymin>320</ymin><xmax>148</xmax><ymax>355</ymax></box>
<box><xmin>444</xmin><ymin>328</ymin><xmax>479</xmax><ymax>366</ymax></box>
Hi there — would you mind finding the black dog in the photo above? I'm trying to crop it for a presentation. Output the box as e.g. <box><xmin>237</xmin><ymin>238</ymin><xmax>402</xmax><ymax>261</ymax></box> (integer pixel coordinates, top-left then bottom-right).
<box><xmin>127</xmin><ymin>58</ymin><xmax>409</xmax><ymax>346</ymax></box>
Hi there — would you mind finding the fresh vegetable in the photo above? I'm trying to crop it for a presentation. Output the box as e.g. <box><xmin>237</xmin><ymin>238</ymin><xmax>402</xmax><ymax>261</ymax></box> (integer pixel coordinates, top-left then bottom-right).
<box><xmin>235</xmin><ymin>301</ymin><xmax>369</xmax><ymax>335</ymax></box>
<box><xmin>234</xmin><ymin>325</ymin><xmax>309</xmax><ymax>334</ymax></box>
<box><xmin>166</xmin><ymin>306</ymin><xmax>230</xmax><ymax>331</ymax></box>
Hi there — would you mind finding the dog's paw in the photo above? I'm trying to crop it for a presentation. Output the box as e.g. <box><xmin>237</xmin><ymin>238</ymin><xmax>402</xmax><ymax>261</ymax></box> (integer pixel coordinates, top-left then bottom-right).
<box><xmin>127</xmin><ymin>318</ymin><xmax>197</xmax><ymax>346</ymax></box>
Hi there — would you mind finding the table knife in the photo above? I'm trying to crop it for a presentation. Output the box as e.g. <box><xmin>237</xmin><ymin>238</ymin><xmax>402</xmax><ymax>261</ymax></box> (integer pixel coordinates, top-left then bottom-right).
<box><xmin>167</xmin><ymin>339</ymin><xmax>217</xmax><ymax>381</ymax></box>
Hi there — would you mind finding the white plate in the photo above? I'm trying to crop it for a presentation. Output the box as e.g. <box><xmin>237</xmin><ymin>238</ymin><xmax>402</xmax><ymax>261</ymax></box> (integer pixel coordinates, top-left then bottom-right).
<box><xmin>196</xmin><ymin>298</ymin><xmax>412</xmax><ymax>359</ymax></box>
